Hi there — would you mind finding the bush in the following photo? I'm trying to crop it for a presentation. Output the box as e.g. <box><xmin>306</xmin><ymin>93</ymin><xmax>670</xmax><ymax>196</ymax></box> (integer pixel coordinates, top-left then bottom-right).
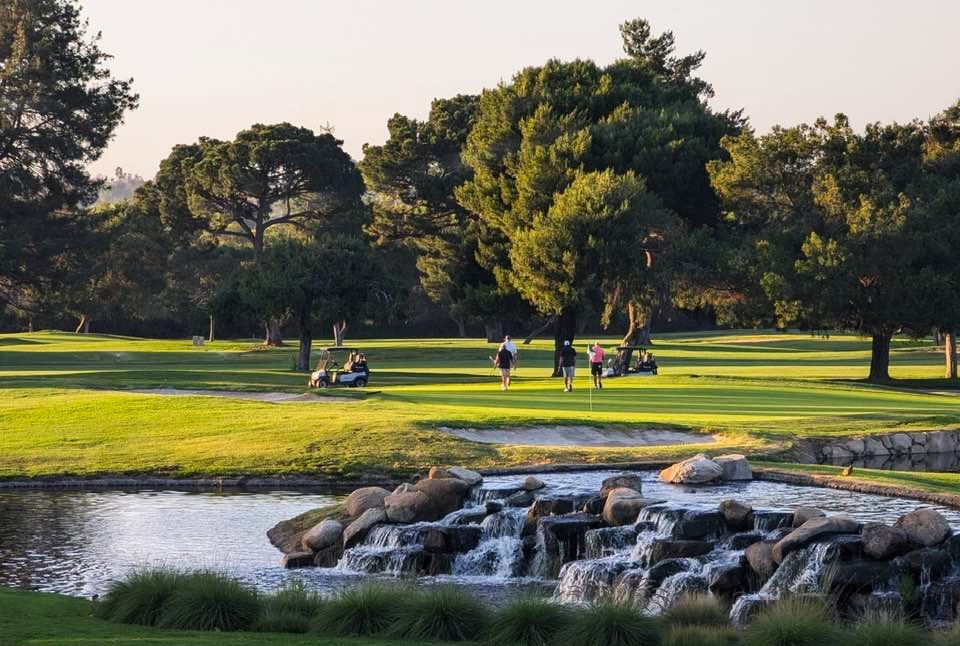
<box><xmin>156</xmin><ymin>571</ymin><xmax>260</xmax><ymax>632</ymax></box>
<box><xmin>556</xmin><ymin>601</ymin><xmax>662</xmax><ymax>646</ymax></box>
<box><xmin>312</xmin><ymin>584</ymin><xmax>407</xmax><ymax>637</ymax></box>
<box><xmin>252</xmin><ymin>582</ymin><xmax>325</xmax><ymax>634</ymax></box>
<box><xmin>743</xmin><ymin>597</ymin><xmax>840</xmax><ymax>646</ymax></box>
<box><xmin>392</xmin><ymin>585</ymin><xmax>488</xmax><ymax>642</ymax></box>
<box><xmin>849</xmin><ymin>618</ymin><xmax>924</xmax><ymax>646</ymax></box>
<box><xmin>933</xmin><ymin>624</ymin><xmax>960</xmax><ymax>646</ymax></box>
<box><xmin>662</xmin><ymin>594</ymin><xmax>729</xmax><ymax>627</ymax></box>
<box><xmin>252</xmin><ymin>607</ymin><xmax>312</xmax><ymax>634</ymax></box>
<box><xmin>93</xmin><ymin>569</ymin><xmax>183</xmax><ymax>626</ymax></box>
<box><xmin>485</xmin><ymin>596</ymin><xmax>570</xmax><ymax>646</ymax></box>
<box><xmin>665</xmin><ymin>625</ymin><xmax>739</xmax><ymax>646</ymax></box>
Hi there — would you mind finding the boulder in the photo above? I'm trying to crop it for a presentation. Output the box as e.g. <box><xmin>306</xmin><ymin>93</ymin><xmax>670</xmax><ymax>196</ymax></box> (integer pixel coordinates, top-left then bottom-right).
<box><xmin>772</xmin><ymin>515</ymin><xmax>860</xmax><ymax>562</ymax></box>
<box><xmin>428</xmin><ymin>466</ymin><xmax>450</xmax><ymax>479</ymax></box>
<box><xmin>343</xmin><ymin>507</ymin><xmax>387</xmax><ymax>548</ymax></box>
<box><xmin>447</xmin><ymin>466</ymin><xmax>483</xmax><ymax>486</ymax></box>
<box><xmin>707</xmin><ymin>562</ymin><xmax>751</xmax><ymax>599</ymax></box>
<box><xmin>753</xmin><ymin>510</ymin><xmax>795</xmax><ymax>532</ymax></box>
<box><xmin>648</xmin><ymin>538</ymin><xmax>713</xmax><ymax>564</ymax></box>
<box><xmin>719</xmin><ymin>499</ymin><xmax>754</xmax><ymax>531</ymax></box>
<box><xmin>522</xmin><ymin>475</ymin><xmax>546</xmax><ymax>491</ymax></box>
<box><xmin>830</xmin><ymin>559</ymin><xmax>893</xmax><ymax>590</ymax></box>
<box><xmin>585</xmin><ymin>526</ymin><xmax>638</xmax><ymax>559</ymax></box>
<box><xmin>505</xmin><ymin>490</ymin><xmax>535</xmax><ymax>507</ymax></box>
<box><xmin>602</xmin><ymin>488</ymin><xmax>661</xmax><ymax>526</ymax></box>
<box><xmin>658</xmin><ymin>454</ymin><xmax>723</xmax><ymax>484</ymax></box>
<box><xmin>537</xmin><ymin>513</ymin><xmax>605</xmax><ymax>577</ymax></box>
<box><xmin>302</xmin><ymin>519</ymin><xmax>343</xmax><ymax>552</ymax></box>
<box><xmin>792</xmin><ymin>507</ymin><xmax>826</xmax><ymax>528</ymax></box>
<box><xmin>281</xmin><ymin>551</ymin><xmax>315</xmax><ymax>569</ymax></box>
<box><xmin>674</xmin><ymin>509</ymin><xmax>725</xmax><ymax>540</ymax></box>
<box><xmin>894</xmin><ymin>509</ymin><xmax>951</xmax><ymax>547</ymax></box>
<box><xmin>861</xmin><ymin>523</ymin><xmax>913</xmax><ymax>560</ymax></box>
<box><xmin>724</xmin><ymin>531</ymin><xmax>765</xmax><ymax>551</ymax></box>
<box><xmin>893</xmin><ymin>547</ymin><xmax>952</xmax><ymax>579</ymax></box>
<box><xmin>582</xmin><ymin>496</ymin><xmax>606</xmax><ymax>515</ymax></box>
<box><xmin>714</xmin><ymin>454</ymin><xmax>753</xmax><ymax>481</ymax></box>
<box><xmin>745</xmin><ymin>540</ymin><xmax>778</xmax><ymax>580</ymax></box>
<box><xmin>600</xmin><ymin>473</ymin><xmax>643</xmax><ymax>497</ymax></box>
<box><xmin>443</xmin><ymin>525</ymin><xmax>483</xmax><ymax>553</ymax></box>
<box><xmin>484</xmin><ymin>500</ymin><xmax>504</xmax><ymax>515</ymax></box>
<box><xmin>414</xmin><ymin>477</ymin><xmax>470</xmax><ymax>518</ymax></box>
<box><xmin>385</xmin><ymin>490</ymin><xmax>437</xmax><ymax>523</ymax></box>
<box><xmin>312</xmin><ymin>542</ymin><xmax>343</xmax><ymax>567</ymax></box>
<box><xmin>524</xmin><ymin>496</ymin><xmax>577</xmax><ymax>536</ymax></box>
<box><xmin>393</xmin><ymin>483</ymin><xmax>415</xmax><ymax>495</ymax></box>
<box><xmin>344</xmin><ymin>486</ymin><xmax>390</xmax><ymax>518</ymax></box>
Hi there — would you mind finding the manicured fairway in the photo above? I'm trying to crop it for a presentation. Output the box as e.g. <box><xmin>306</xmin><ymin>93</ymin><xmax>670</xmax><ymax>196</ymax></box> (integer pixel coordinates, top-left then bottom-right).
<box><xmin>0</xmin><ymin>331</ymin><xmax>957</xmax><ymax>479</ymax></box>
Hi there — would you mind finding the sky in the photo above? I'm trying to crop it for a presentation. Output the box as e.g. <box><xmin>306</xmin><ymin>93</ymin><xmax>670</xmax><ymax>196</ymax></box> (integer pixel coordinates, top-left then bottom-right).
<box><xmin>80</xmin><ymin>0</ymin><xmax>960</xmax><ymax>179</ymax></box>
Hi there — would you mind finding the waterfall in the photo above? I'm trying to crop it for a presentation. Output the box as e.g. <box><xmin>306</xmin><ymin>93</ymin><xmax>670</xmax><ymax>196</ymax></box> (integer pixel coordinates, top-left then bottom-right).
<box><xmin>555</xmin><ymin>557</ymin><xmax>641</xmax><ymax>603</ymax></box>
<box><xmin>645</xmin><ymin>569</ymin><xmax>708</xmax><ymax>614</ymax></box>
<box><xmin>453</xmin><ymin>508</ymin><xmax>527</xmax><ymax>578</ymax></box>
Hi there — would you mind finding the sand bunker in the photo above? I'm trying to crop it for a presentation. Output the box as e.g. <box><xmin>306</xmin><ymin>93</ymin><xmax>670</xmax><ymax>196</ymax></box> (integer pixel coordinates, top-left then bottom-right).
<box><xmin>124</xmin><ymin>388</ymin><xmax>356</xmax><ymax>404</ymax></box>
<box><xmin>437</xmin><ymin>425</ymin><xmax>715</xmax><ymax>447</ymax></box>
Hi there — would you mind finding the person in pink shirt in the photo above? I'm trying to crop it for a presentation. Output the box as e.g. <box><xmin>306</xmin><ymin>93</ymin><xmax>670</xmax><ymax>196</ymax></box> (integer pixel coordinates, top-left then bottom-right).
<box><xmin>589</xmin><ymin>341</ymin><xmax>606</xmax><ymax>389</ymax></box>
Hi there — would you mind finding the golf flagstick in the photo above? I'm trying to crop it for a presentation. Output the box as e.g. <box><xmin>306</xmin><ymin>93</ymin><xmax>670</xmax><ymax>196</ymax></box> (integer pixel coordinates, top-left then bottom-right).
<box><xmin>587</xmin><ymin>352</ymin><xmax>593</xmax><ymax>412</ymax></box>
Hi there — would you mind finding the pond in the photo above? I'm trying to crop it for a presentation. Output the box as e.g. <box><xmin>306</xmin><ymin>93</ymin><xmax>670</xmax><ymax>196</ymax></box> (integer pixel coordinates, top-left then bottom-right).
<box><xmin>2</xmin><ymin>470</ymin><xmax>959</xmax><ymax>600</ymax></box>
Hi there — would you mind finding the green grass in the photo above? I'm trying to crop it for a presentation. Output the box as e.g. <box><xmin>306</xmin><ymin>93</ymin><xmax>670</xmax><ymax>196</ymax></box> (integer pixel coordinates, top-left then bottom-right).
<box><xmin>0</xmin><ymin>329</ymin><xmax>958</xmax><ymax>480</ymax></box>
<box><xmin>0</xmin><ymin>586</ymin><xmax>456</xmax><ymax>646</ymax></box>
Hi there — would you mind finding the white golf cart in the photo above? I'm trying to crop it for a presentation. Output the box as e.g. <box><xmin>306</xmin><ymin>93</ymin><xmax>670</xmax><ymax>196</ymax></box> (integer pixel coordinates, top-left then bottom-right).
<box><xmin>308</xmin><ymin>347</ymin><xmax>370</xmax><ymax>388</ymax></box>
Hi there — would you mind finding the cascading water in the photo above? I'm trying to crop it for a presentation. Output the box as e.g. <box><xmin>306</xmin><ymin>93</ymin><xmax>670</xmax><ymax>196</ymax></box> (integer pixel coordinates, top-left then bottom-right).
<box><xmin>453</xmin><ymin>507</ymin><xmax>527</xmax><ymax>578</ymax></box>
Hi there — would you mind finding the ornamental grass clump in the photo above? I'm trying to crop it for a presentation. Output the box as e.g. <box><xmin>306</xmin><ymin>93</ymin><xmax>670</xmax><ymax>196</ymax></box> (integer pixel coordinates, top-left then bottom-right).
<box><xmin>665</xmin><ymin>625</ymin><xmax>739</xmax><ymax>646</ymax></box>
<box><xmin>849</xmin><ymin>617</ymin><xmax>925</xmax><ymax>646</ymax></box>
<box><xmin>484</xmin><ymin>596</ymin><xmax>570</xmax><ymax>646</ymax></box>
<box><xmin>556</xmin><ymin>600</ymin><xmax>662</xmax><ymax>646</ymax></box>
<box><xmin>933</xmin><ymin>623</ymin><xmax>960</xmax><ymax>646</ymax></box>
<box><xmin>93</xmin><ymin>568</ymin><xmax>183</xmax><ymax>626</ymax></box>
<box><xmin>392</xmin><ymin>585</ymin><xmax>488</xmax><ymax>642</ymax></box>
<box><xmin>156</xmin><ymin>571</ymin><xmax>259</xmax><ymax>632</ymax></box>
<box><xmin>742</xmin><ymin>597</ymin><xmax>840</xmax><ymax>646</ymax></box>
<box><xmin>661</xmin><ymin>594</ymin><xmax>729</xmax><ymax>627</ymax></box>
<box><xmin>312</xmin><ymin>584</ymin><xmax>407</xmax><ymax>636</ymax></box>
<box><xmin>252</xmin><ymin>582</ymin><xmax>325</xmax><ymax>633</ymax></box>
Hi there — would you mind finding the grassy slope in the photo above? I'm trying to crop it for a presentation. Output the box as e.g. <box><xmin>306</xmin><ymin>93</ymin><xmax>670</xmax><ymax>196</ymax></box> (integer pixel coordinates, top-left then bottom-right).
<box><xmin>0</xmin><ymin>587</ymin><xmax>447</xmax><ymax>646</ymax></box>
<box><xmin>0</xmin><ymin>330</ymin><xmax>958</xmax><ymax>479</ymax></box>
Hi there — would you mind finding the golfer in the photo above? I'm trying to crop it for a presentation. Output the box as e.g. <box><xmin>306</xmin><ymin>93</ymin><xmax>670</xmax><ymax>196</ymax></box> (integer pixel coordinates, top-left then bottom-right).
<box><xmin>503</xmin><ymin>335</ymin><xmax>518</xmax><ymax>364</ymax></box>
<box><xmin>559</xmin><ymin>340</ymin><xmax>577</xmax><ymax>392</ymax></box>
<box><xmin>494</xmin><ymin>341</ymin><xmax>516</xmax><ymax>391</ymax></box>
<box><xmin>589</xmin><ymin>340</ymin><xmax>605</xmax><ymax>389</ymax></box>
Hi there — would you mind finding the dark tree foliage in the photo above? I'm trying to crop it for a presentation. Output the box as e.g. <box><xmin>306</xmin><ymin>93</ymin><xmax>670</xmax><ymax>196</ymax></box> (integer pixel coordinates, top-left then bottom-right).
<box><xmin>0</xmin><ymin>0</ymin><xmax>137</xmax><ymax>309</ymax></box>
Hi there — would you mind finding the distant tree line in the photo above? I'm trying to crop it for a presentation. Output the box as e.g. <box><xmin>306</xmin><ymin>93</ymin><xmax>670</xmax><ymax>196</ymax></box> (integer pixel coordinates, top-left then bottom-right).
<box><xmin>1</xmin><ymin>0</ymin><xmax>957</xmax><ymax>380</ymax></box>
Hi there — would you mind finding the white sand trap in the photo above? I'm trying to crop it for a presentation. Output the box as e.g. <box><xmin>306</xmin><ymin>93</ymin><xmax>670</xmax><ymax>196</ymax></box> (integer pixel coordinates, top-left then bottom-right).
<box><xmin>437</xmin><ymin>425</ymin><xmax>716</xmax><ymax>447</ymax></box>
<box><xmin>125</xmin><ymin>388</ymin><xmax>356</xmax><ymax>404</ymax></box>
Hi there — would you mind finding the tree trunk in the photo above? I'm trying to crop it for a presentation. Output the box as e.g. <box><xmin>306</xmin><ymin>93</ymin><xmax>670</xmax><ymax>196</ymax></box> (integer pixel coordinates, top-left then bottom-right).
<box><xmin>552</xmin><ymin>306</ymin><xmax>578</xmax><ymax>377</ymax></box>
<box><xmin>332</xmin><ymin>320</ymin><xmax>348</xmax><ymax>347</ymax></box>
<box><xmin>484</xmin><ymin>320</ymin><xmax>504</xmax><ymax>344</ymax></box>
<box><xmin>451</xmin><ymin>313</ymin><xmax>467</xmax><ymax>338</ymax></box>
<box><xmin>945</xmin><ymin>330</ymin><xmax>958</xmax><ymax>380</ymax></box>
<box><xmin>621</xmin><ymin>303</ymin><xmax>653</xmax><ymax>346</ymax></box>
<box><xmin>27</xmin><ymin>318</ymin><xmax>33</xmax><ymax>333</ymax></box>
<box><xmin>297</xmin><ymin>320</ymin><xmax>312</xmax><ymax>371</ymax></box>
<box><xmin>523</xmin><ymin>315</ymin><xmax>557</xmax><ymax>345</ymax></box>
<box><xmin>75</xmin><ymin>314</ymin><xmax>90</xmax><ymax>334</ymax></box>
<box><xmin>264</xmin><ymin>319</ymin><xmax>283</xmax><ymax>346</ymax></box>
<box><xmin>208</xmin><ymin>315</ymin><xmax>215</xmax><ymax>343</ymax></box>
<box><xmin>868</xmin><ymin>333</ymin><xmax>892</xmax><ymax>382</ymax></box>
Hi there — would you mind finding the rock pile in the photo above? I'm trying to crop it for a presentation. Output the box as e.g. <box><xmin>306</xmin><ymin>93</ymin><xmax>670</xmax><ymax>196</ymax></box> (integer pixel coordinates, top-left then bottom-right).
<box><xmin>658</xmin><ymin>453</ymin><xmax>752</xmax><ymax>484</ymax></box>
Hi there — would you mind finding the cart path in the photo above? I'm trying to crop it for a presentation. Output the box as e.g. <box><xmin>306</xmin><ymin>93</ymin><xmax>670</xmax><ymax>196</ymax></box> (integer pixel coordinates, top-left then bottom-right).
<box><xmin>120</xmin><ymin>388</ymin><xmax>357</xmax><ymax>403</ymax></box>
<box><xmin>436</xmin><ymin>425</ymin><xmax>717</xmax><ymax>447</ymax></box>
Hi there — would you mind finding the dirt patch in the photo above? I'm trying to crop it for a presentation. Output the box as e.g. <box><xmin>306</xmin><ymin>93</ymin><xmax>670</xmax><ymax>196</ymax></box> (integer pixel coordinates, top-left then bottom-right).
<box><xmin>124</xmin><ymin>388</ymin><xmax>357</xmax><ymax>404</ymax></box>
<box><xmin>437</xmin><ymin>425</ymin><xmax>716</xmax><ymax>448</ymax></box>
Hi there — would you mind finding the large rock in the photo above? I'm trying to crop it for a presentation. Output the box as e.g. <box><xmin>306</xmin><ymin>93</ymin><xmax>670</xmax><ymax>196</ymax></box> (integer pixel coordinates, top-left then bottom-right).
<box><xmin>302</xmin><ymin>519</ymin><xmax>343</xmax><ymax>552</ymax></box>
<box><xmin>892</xmin><ymin>547</ymin><xmax>952</xmax><ymax>579</ymax></box>
<box><xmin>385</xmin><ymin>490</ymin><xmax>437</xmax><ymax>523</ymax></box>
<box><xmin>281</xmin><ymin>551</ymin><xmax>315</xmax><ymax>569</ymax></box>
<box><xmin>772</xmin><ymin>515</ymin><xmax>860</xmax><ymax>562</ymax></box>
<box><xmin>707</xmin><ymin>562</ymin><xmax>751</xmax><ymax>599</ymax></box>
<box><xmin>894</xmin><ymin>509</ymin><xmax>951</xmax><ymax>547</ymax></box>
<box><xmin>753</xmin><ymin>510</ymin><xmax>795</xmax><ymax>532</ymax></box>
<box><xmin>505</xmin><ymin>490</ymin><xmax>535</xmax><ymax>507</ymax></box>
<box><xmin>344</xmin><ymin>486</ymin><xmax>390</xmax><ymax>518</ymax></box>
<box><xmin>861</xmin><ymin>522</ymin><xmax>913</xmax><ymax>560</ymax></box>
<box><xmin>312</xmin><ymin>542</ymin><xmax>342</xmax><ymax>568</ymax></box>
<box><xmin>414</xmin><ymin>477</ymin><xmax>470</xmax><ymax>518</ymax></box>
<box><xmin>792</xmin><ymin>507</ymin><xmax>825</xmax><ymax>528</ymax></box>
<box><xmin>674</xmin><ymin>509</ymin><xmax>726</xmax><ymax>540</ymax></box>
<box><xmin>343</xmin><ymin>507</ymin><xmax>387</xmax><ymax>548</ymax></box>
<box><xmin>648</xmin><ymin>538</ymin><xmax>713</xmax><ymax>564</ymax></box>
<box><xmin>602</xmin><ymin>489</ymin><xmax>662</xmax><ymax>527</ymax></box>
<box><xmin>714</xmin><ymin>454</ymin><xmax>752</xmax><ymax>481</ymax></box>
<box><xmin>719</xmin><ymin>499</ymin><xmax>754</xmax><ymax>531</ymax></box>
<box><xmin>659</xmin><ymin>454</ymin><xmax>723</xmax><ymax>484</ymax></box>
<box><xmin>830</xmin><ymin>559</ymin><xmax>893</xmax><ymax>590</ymax></box>
<box><xmin>745</xmin><ymin>540</ymin><xmax>777</xmax><ymax>580</ymax></box>
<box><xmin>428</xmin><ymin>466</ymin><xmax>449</xmax><ymax>479</ymax></box>
<box><xmin>537</xmin><ymin>513</ymin><xmax>605</xmax><ymax>577</ymax></box>
<box><xmin>447</xmin><ymin>466</ymin><xmax>483</xmax><ymax>486</ymax></box>
<box><xmin>600</xmin><ymin>473</ymin><xmax>643</xmax><ymax>497</ymax></box>
<box><xmin>524</xmin><ymin>496</ymin><xmax>577</xmax><ymax>536</ymax></box>
<box><xmin>522</xmin><ymin>475</ymin><xmax>546</xmax><ymax>491</ymax></box>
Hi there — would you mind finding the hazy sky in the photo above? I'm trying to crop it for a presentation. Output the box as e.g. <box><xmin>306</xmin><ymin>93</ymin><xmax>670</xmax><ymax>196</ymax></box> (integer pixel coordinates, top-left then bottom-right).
<box><xmin>80</xmin><ymin>0</ymin><xmax>960</xmax><ymax>179</ymax></box>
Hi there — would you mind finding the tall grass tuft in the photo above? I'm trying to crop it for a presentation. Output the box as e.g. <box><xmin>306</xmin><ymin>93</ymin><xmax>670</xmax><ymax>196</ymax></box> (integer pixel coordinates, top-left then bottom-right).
<box><xmin>849</xmin><ymin>617</ymin><xmax>924</xmax><ymax>646</ymax></box>
<box><xmin>743</xmin><ymin>596</ymin><xmax>840</xmax><ymax>646</ymax></box>
<box><xmin>556</xmin><ymin>601</ymin><xmax>662</xmax><ymax>646</ymax></box>
<box><xmin>932</xmin><ymin>623</ymin><xmax>960</xmax><ymax>646</ymax></box>
<box><xmin>661</xmin><ymin>594</ymin><xmax>729</xmax><ymax>627</ymax></box>
<box><xmin>252</xmin><ymin>582</ymin><xmax>325</xmax><ymax>634</ymax></box>
<box><xmin>156</xmin><ymin>571</ymin><xmax>259</xmax><ymax>632</ymax></box>
<box><xmin>312</xmin><ymin>584</ymin><xmax>407</xmax><ymax>637</ymax></box>
<box><xmin>484</xmin><ymin>596</ymin><xmax>570</xmax><ymax>646</ymax></box>
<box><xmin>93</xmin><ymin>568</ymin><xmax>183</xmax><ymax>626</ymax></box>
<box><xmin>391</xmin><ymin>585</ymin><xmax>488</xmax><ymax>642</ymax></box>
<box><xmin>665</xmin><ymin>625</ymin><xmax>739</xmax><ymax>646</ymax></box>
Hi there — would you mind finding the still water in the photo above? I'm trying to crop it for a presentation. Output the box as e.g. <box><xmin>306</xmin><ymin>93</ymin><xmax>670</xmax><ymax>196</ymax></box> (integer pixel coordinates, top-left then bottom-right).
<box><xmin>2</xmin><ymin>470</ymin><xmax>959</xmax><ymax>598</ymax></box>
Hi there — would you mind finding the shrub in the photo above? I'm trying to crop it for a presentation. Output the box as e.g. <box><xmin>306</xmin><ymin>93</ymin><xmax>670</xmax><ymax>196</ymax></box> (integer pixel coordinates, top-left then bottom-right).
<box><xmin>252</xmin><ymin>607</ymin><xmax>312</xmax><ymax>634</ymax></box>
<box><xmin>849</xmin><ymin>618</ymin><xmax>924</xmax><ymax>646</ymax></box>
<box><xmin>485</xmin><ymin>596</ymin><xmax>570</xmax><ymax>646</ymax></box>
<box><xmin>252</xmin><ymin>582</ymin><xmax>325</xmax><ymax>633</ymax></box>
<box><xmin>743</xmin><ymin>597</ymin><xmax>840</xmax><ymax>646</ymax></box>
<box><xmin>157</xmin><ymin>571</ymin><xmax>259</xmax><ymax>632</ymax></box>
<box><xmin>556</xmin><ymin>601</ymin><xmax>662</xmax><ymax>646</ymax></box>
<box><xmin>933</xmin><ymin>623</ymin><xmax>960</xmax><ymax>646</ymax></box>
<box><xmin>94</xmin><ymin>568</ymin><xmax>183</xmax><ymax>626</ymax></box>
<box><xmin>392</xmin><ymin>585</ymin><xmax>488</xmax><ymax>642</ymax></box>
<box><xmin>313</xmin><ymin>584</ymin><xmax>407</xmax><ymax>636</ymax></box>
<box><xmin>662</xmin><ymin>594</ymin><xmax>729</xmax><ymax>627</ymax></box>
<box><xmin>665</xmin><ymin>625</ymin><xmax>739</xmax><ymax>646</ymax></box>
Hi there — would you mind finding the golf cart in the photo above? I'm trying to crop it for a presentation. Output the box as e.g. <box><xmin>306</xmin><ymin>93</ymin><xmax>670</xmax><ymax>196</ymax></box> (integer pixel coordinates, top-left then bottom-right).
<box><xmin>308</xmin><ymin>347</ymin><xmax>370</xmax><ymax>388</ymax></box>
<box><xmin>604</xmin><ymin>345</ymin><xmax>658</xmax><ymax>378</ymax></box>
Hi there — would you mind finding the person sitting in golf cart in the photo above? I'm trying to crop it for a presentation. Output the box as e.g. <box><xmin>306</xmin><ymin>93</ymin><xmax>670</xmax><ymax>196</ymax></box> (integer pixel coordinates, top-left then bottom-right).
<box><xmin>352</xmin><ymin>353</ymin><xmax>369</xmax><ymax>373</ymax></box>
<box><xmin>636</xmin><ymin>351</ymin><xmax>658</xmax><ymax>374</ymax></box>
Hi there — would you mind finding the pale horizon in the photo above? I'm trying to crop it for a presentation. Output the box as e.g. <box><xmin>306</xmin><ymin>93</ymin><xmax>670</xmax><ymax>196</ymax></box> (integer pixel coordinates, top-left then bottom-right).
<box><xmin>81</xmin><ymin>0</ymin><xmax>960</xmax><ymax>178</ymax></box>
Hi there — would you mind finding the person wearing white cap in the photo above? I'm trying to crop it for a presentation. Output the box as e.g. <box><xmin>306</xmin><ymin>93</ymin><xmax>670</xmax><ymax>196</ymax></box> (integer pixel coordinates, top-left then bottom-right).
<box><xmin>558</xmin><ymin>340</ymin><xmax>577</xmax><ymax>392</ymax></box>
